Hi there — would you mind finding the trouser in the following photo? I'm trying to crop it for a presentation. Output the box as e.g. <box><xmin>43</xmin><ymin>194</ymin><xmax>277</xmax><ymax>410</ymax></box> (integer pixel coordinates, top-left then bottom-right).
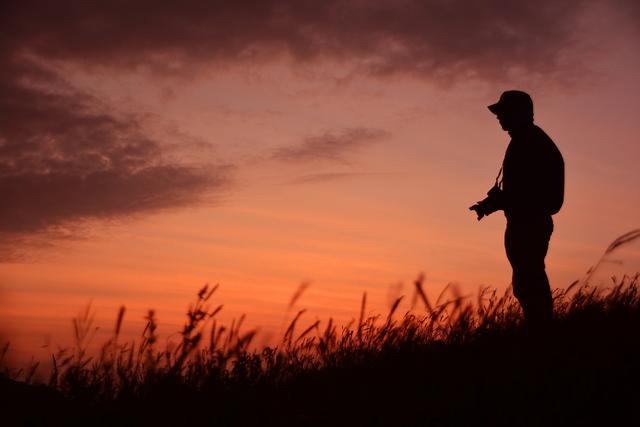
<box><xmin>504</xmin><ymin>215</ymin><xmax>554</xmax><ymax>325</ymax></box>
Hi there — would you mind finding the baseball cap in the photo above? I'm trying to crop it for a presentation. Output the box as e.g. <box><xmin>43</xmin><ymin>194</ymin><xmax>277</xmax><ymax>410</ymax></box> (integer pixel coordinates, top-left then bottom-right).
<box><xmin>488</xmin><ymin>90</ymin><xmax>533</xmax><ymax>116</ymax></box>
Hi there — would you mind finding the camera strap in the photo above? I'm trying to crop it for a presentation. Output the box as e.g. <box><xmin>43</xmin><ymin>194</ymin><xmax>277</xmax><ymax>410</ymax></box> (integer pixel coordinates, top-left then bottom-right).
<box><xmin>494</xmin><ymin>167</ymin><xmax>503</xmax><ymax>189</ymax></box>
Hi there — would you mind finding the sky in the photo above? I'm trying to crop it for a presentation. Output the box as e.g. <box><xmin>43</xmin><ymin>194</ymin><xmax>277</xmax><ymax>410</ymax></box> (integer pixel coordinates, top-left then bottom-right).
<box><xmin>1</xmin><ymin>0</ymin><xmax>639</xmax><ymax>367</ymax></box>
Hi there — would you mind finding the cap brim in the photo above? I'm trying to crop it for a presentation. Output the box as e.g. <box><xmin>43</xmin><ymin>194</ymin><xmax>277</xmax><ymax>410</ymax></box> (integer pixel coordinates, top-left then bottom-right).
<box><xmin>487</xmin><ymin>103</ymin><xmax>502</xmax><ymax>114</ymax></box>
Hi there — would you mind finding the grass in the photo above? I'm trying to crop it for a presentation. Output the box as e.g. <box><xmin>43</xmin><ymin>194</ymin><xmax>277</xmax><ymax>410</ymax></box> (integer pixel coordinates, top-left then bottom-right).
<box><xmin>1</xmin><ymin>230</ymin><xmax>639</xmax><ymax>426</ymax></box>
<box><xmin>1</xmin><ymin>273</ymin><xmax>639</xmax><ymax>426</ymax></box>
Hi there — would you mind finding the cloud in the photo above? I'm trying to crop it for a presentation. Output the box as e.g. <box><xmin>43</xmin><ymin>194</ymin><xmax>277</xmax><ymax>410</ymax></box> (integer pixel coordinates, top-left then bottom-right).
<box><xmin>3</xmin><ymin>0</ymin><xmax>625</xmax><ymax>83</ymax></box>
<box><xmin>273</xmin><ymin>128</ymin><xmax>388</xmax><ymax>163</ymax></box>
<box><xmin>0</xmin><ymin>56</ymin><xmax>232</xmax><ymax>257</ymax></box>
<box><xmin>0</xmin><ymin>0</ymin><xmax>633</xmax><ymax>258</ymax></box>
<box><xmin>287</xmin><ymin>172</ymin><xmax>395</xmax><ymax>185</ymax></box>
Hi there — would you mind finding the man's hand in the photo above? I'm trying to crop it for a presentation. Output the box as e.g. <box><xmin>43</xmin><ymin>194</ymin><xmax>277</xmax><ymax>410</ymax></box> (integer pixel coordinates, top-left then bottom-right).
<box><xmin>469</xmin><ymin>203</ymin><xmax>486</xmax><ymax>221</ymax></box>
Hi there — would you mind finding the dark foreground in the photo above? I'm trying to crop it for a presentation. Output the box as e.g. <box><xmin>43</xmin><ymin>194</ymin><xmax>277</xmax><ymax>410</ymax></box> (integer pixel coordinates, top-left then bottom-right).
<box><xmin>2</xmin><ymin>277</ymin><xmax>639</xmax><ymax>426</ymax></box>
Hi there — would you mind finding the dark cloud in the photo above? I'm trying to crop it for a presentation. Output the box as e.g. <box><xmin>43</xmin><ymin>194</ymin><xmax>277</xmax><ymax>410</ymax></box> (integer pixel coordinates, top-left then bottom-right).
<box><xmin>619</xmin><ymin>0</ymin><xmax>640</xmax><ymax>27</ymax></box>
<box><xmin>0</xmin><ymin>56</ymin><xmax>231</xmax><ymax>257</ymax></box>
<box><xmin>273</xmin><ymin>128</ymin><xmax>388</xmax><ymax>163</ymax></box>
<box><xmin>2</xmin><ymin>0</ymin><xmax>620</xmax><ymax>82</ymax></box>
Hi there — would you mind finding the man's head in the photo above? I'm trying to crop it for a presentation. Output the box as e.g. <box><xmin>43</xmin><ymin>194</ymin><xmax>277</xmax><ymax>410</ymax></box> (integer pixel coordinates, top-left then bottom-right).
<box><xmin>488</xmin><ymin>90</ymin><xmax>534</xmax><ymax>132</ymax></box>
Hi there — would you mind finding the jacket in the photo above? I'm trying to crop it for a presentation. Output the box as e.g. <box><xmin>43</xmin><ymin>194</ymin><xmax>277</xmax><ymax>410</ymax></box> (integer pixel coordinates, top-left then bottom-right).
<box><xmin>481</xmin><ymin>124</ymin><xmax>564</xmax><ymax>219</ymax></box>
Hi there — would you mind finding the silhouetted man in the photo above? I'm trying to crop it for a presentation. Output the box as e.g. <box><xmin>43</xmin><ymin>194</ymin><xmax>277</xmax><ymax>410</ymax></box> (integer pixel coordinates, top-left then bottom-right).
<box><xmin>470</xmin><ymin>90</ymin><xmax>564</xmax><ymax>327</ymax></box>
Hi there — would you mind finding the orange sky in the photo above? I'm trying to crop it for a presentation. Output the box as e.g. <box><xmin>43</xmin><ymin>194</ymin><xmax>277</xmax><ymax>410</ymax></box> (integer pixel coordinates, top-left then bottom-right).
<box><xmin>1</xmin><ymin>1</ymin><xmax>639</xmax><ymax>369</ymax></box>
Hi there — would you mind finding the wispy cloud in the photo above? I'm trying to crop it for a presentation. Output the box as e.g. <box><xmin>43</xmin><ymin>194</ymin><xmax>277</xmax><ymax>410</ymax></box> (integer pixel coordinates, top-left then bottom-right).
<box><xmin>273</xmin><ymin>128</ymin><xmax>389</xmax><ymax>164</ymax></box>
<box><xmin>286</xmin><ymin>172</ymin><xmax>399</xmax><ymax>185</ymax></box>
